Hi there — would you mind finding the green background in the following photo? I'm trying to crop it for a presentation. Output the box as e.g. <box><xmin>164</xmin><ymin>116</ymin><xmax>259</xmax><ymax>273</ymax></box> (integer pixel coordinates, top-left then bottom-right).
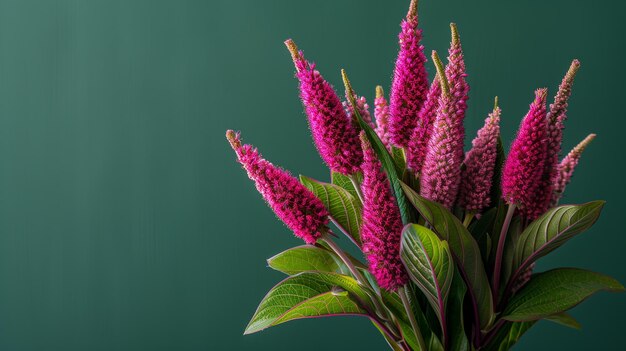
<box><xmin>0</xmin><ymin>0</ymin><xmax>624</xmax><ymax>349</ymax></box>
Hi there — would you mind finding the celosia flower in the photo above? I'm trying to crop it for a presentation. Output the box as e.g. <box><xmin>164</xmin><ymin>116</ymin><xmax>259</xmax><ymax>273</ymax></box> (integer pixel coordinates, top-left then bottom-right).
<box><xmin>374</xmin><ymin>86</ymin><xmax>392</xmax><ymax>149</ymax></box>
<box><xmin>446</xmin><ymin>23</ymin><xmax>469</xmax><ymax>125</ymax></box>
<box><xmin>406</xmin><ymin>76</ymin><xmax>440</xmax><ymax>173</ymax></box>
<box><xmin>344</xmin><ymin>93</ymin><xmax>375</xmax><ymax>129</ymax></box>
<box><xmin>529</xmin><ymin>60</ymin><xmax>581</xmax><ymax>218</ymax></box>
<box><xmin>420</xmin><ymin>51</ymin><xmax>464</xmax><ymax>209</ymax></box>
<box><xmin>552</xmin><ymin>133</ymin><xmax>596</xmax><ymax>205</ymax></box>
<box><xmin>285</xmin><ymin>39</ymin><xmax>363</xmax><ymax>175</ymax></box>
<box><xmin>226</xmin><ymin>130</ymin><xmax>329</xmax><ymax>244</ymax></box>
<box><xmin>359</xmin><ymin>131</ymin><xmax>408</xmax><ymax>291</ymax></box>
<box><xmin>501</xmin><ymin>89</ymin><xmax>549</xmax><ymax>217</ymax></box>
<box><xmin>459</xmin><ymin>100</ymin><xmax>501</xmax><ymax>212</ymax></box>
<box><xmin>388</xmin><ymin>0</ymin><xmax>429</xmax><ymax>149</ymax></box>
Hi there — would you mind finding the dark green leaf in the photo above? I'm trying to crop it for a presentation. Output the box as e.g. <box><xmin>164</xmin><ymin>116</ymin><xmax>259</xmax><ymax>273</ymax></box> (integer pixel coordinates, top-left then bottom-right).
<box><xmin>331</xmin><ymin>171</ymin><xmax>362</xmax><ymax>201</ymax></box>
<box><xmin>503</xmin><ymin>268</ymin><xmax>625</xmax><ymax>322</ymax></box>
<box><xmin>400</xmin><ymin>182</ymin><xmax>495</xmax><ymax>329</ymax></box>
<box><xmin>391</xmin><ymin>146</ymin><xmax>407</xmax><ymax>175</ymax></box>
<box><xmin>482</xmin><ymin>321</ymin><xmax>536</xmax><ymax>351</ymax></box>
<box><xmin>244</xmin><ymin>272</ymin><xmax>373</xmax><ymax>334</ymax></box>
<box><xmin>400</xmin><ymin>224</ymin><xmax>454</xmax><ymax>332</ymax></box>
<box><xmin>267</xmin><ymin>245</ymin><xmax>340</xmax><ymax>275</ymax></box>
<box><xmin>300</xmin><ymin>175</ymin><xmax>362</xmax><ymax>246</ymax></box>
<box><xmin>544</xmin><ymin>312</ymin><xmax>581</xmax><ymax>330</ymax></box>
<box><xmin>511</xmin><ymin>201</ymin><xmax>605</xmax><ymax>284</ymax></box>
<box><xmin>382</xmin><ymin>290</ymin><xmax>436</xmax><ymax>351</ymax></box>
<box><xmin>448</xmin><ymin>271</ymin><xmax>469</xmax><ymax>351</ymax></box>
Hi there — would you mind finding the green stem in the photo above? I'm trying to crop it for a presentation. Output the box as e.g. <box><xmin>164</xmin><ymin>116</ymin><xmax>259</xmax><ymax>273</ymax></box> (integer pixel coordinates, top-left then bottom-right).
<box><xmin>398</xmin><ymin>285</ymin><xmax>427</xmax><ymax>351</ymax></box>
<box><xmin>322</xmin><ymin>234</ymin><xmax>367</xmax><ymax>284</ymax></box>
<box><xmin>492</xmin><ymin>204</ymin><xmax>516</xmax><ymax>301</ymax></box>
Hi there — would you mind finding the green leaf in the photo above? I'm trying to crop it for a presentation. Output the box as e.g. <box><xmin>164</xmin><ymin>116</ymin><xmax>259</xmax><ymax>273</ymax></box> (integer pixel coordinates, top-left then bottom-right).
<box><xmin>299</xmin><ymin>175</ymin><xmax>362</xmax><ymax>246</ymax></box>
<box><xmin>267</xmin><ymin>245</ymin><xmax>340</xmax><ymax>275</ymax></box>
<box><xmin>331</xmin><ymin>171</ymin><xmax>361</xmax><ymax>200</ymax></box>
<box><xmin>503</xmin><ymin>268</ymin><xmax>625</xmax><ymax>322</ymax></box>
<box><xmin>348</xmin><ymin>89</ymin><xmax>414</xmax><ymax>224</ymax></box>
<box><xmin>511</xmin><ymin>201</ymin><xmax>605</xmax><ymax>285</ymax></box>
<box><xmin>544</xmin><ymin>312</ymin><xmax>581</xmax><ymax>330</ymax></box>
<box><xmin>391</xmin><ymin>146</ymin><xmax>407</xmax><ymax>175</ymax></box>
<box><xmin>482</xmin><ymin>321</ymin><xmax>536</xmax><ymax>351</ymax></box>
<box><xmin>400</xmin><ymin>182</ymin><xmax>495</xmax><ymax>329</ymax></box>
<box><xmin>382</xmin><ymin>290</ymin><xmax>436</xmax><ymax>351</ymax></box>
<box><xmin>244</xmin><ymin>272</ymin><xmax>373</xmax><ymax>334</ymax></box>
<box><xmin>447</xmin><ymin>271</ymin><xmax>469</xmax><ymax>351</ymax></box>
<box><xmin>400</xmin><ymin>224</ymin><xmax>454</xmax><ymax>334</ymax></box>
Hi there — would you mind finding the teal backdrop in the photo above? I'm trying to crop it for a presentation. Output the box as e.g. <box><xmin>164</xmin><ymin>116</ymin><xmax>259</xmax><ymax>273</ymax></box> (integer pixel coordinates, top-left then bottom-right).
<box><xmin>0</xmin><ymin>0</ymin><xmax>624</xmax><ymax>350</ymax></box>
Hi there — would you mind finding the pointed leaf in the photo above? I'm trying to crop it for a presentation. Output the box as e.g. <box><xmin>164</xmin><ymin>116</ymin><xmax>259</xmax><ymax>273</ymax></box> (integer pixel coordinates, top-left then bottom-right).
<box><xmin>244</xmin><ymin>272</ymin><xmax>373</xmax><ymax>334</ymax></box>
<box><xmin>544</xmin><ymin>312</ymin><xmax>581</xmax><ymax>330</ymax></box>
<box><xmin>267</xmin><ymin>245</ymin><xmax>340</xmax><ymax>275</ymax></box>
<box><xmin>503</xmin><ymin>268</ymin><xmax>625</xmax><ymax>322</ymax></box>
<box><xmin>482</xmin><ymin>321</ymin><xmax>536</xmax><ymax>351</ymax></box>
<box><xmin>300</xmin><ymin>175</ymin><xmax>362</xmax><ymax>246</ymax></box>
<box><xmin>511</xmin><ymin>201</ymin><xmax>605</xmax><ymax>285</ymax></box>
<box><xmin>448</xmin><ymin>271</ymin><xmax>469</xmax><ymax>351</ymax></box>
<box><xmin>400</xmin><ymin>224</ymin><xmax>454</xmax><ymax>333</ymax></box>
<box><xmin>331</xmin><ymin>171</ymin><xmax>361</xmax><ymax>200</ymax></box>
<box><xmin>382</xmin><ymin>290</ymin><xmax>439</xmax><ymax>351</ymax></box>
<box><xmin>401</xmin><ymin>182</ymin><xmax>495</xmax><ymax>329</ymax></box>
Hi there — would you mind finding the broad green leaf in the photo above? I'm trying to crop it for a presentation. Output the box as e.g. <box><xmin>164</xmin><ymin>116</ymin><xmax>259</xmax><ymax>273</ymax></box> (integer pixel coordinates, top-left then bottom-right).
<box><xmin>348</xmin><ymin>88</ymin><xmax>415</xmax><ymax>224</ymax></box>
<box><xmin>448</xmin><ymin>271</ymin><xmax>469</xmax><ymax>351</ymax></box>
<box><xmin>400</xmin><ymin>182</ymin><xmax>495</xmax><ymax>329</ymax></box>
<box><xmin>299</xmin><ymin>175</ymin><xmax>362</xmax><ymax>246</ymax></box>
<box><xmin>400</xmin><ymin>224</ymin><xmax>454</xmax><ymax>333</ymax></box>
<box><xmin>544</xmin><ymin>312</ymin><xmax>581</xmax><ymax>330</ymax></box>
<box><xmin>331</xmin><ymin>171</ymin><xmax>361</xmax><ymax>200</ymax></box>
<box><xmin>511</xmin><ymin>201</ymin><xmax>605</xmax><ymax>285</ymax></box>
<box><xmin>382</xmin><ymin>289</ymin><xmax>437</xmax><ymax>351</ymax></box>
<box><xmin>503</xmin><ymin>268</ymin><xmax>625</xmax><ymax>322</ymax></box>
<box><xmin>267</xmin><ymin>245</ymin><xmax>340</xmax><ymax>275</ymax></box>
<box><xmin>500</xmin><ymin>217</ymin><xmax>523</xmax><ymax>294</ymax></box>
<box><xmin>244</xmin><ymin>272</ymin><xmax>373</xmax><ymax>334</ymax></box>
<box><xmin>482</xmin><ymin>321</ymin><xmax>536</xmax><ymax>351</ymax></box>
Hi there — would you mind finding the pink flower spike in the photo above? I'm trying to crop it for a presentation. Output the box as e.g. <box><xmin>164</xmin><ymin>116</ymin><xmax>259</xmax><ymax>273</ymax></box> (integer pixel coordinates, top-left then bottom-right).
<box><xmin>530</xmin><ymin>60</ymin><xmax>581</xmax><ymax>218</ymax></box>
<box><xmin>226</xmin><ymin>130</ymin><xmax>329</xmax><ymax>244</ymax></box>
<box><xmin>552</xmin><ymin>133</ymin><xmax>596</xmax><ymax>205</ymax></box>
<box><xmin>446</xmin><ymin>23</ymin><xmax>469</xmax><ymax>126</ymax></box>
<box><xmin>501</xmin><ymin>89</ymin><xmax>549</xmax><ymax>217</ymax></box>
<box><xmin>420</xmin><ymin>51</ymin><xmax>464</xmax><ymax>209</ymax></box>
<box><xmin>285</xmin><ymin>39</ymin><xmax>363</xmax><ymax>175</ymax></box>
<box><xmin>359</xmin><ymin>131</ymin><xmax>408</xmax><ymax>291</ymax></box>
<box><xmin>406</xmin><ymin>76</ymin><xmax>441</xmax><ymax>173</ymax></box>
<box><xmin>459</xmin><ymin>98</ymin><xmax>501</xmax><ymax>212</ymax></box>
<box><xmin>374</xmin><ymin>86</ymin><xmax>392</xmax><ymax>149</ymax></box>
<box><xmin>388</xmin><ymin>0</ymin><xmax>429</xmax><ymax>149</ymax></box>
<box><xmin>344</xmin><ymin>93</ymin><xmax>375</xmax><ymax>129</ymax></box>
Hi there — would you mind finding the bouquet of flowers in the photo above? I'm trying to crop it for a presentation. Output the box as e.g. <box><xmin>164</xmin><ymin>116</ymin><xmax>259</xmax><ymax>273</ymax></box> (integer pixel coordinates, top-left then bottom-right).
<box><xmin>226</xmin><ymin>1</ymin><xmax>623</xmax><ymax>349</ymax></box>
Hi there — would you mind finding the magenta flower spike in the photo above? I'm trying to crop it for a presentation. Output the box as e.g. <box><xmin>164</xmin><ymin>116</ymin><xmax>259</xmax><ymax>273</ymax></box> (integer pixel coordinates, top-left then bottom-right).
<box><xmin>406</xmin><ymin>76</ymin><xmax>441</xmax><ymax>173</ymax></box>
<box><xmin>285</xmin><ymin>39</ymin><xmax>363</xmax><ymax>175</ymax></box>
<box><xmin>530</xmin><ymin>60</ymin><xmax>581</xmax><ymax>217</ymax></box>
<box><xmin>388</xmin><ymin>0</ymin><xmax>429</xmax><ymax>149</ymax></box>
<box><xmin>446</xmin><ymin>23</ymin><xmax>469</xmax><ymax>125</ymax></box>
<box><xmin>374</xmin><ymin>86</ymin><xmax>392</xmax><ymax>149</ymax></box>
<box><xmin>359</xmin><ymin>131</ymin><xmax>408</xmax><ymax>291</ymax></box>
<box><xmin>459</xmin><ymin>98</ymin><xmax>501</xmax><ymax>212</ymax></box>
<box><xmin>226</xmin><ymin>130</ymin><xmax>329</xmax><ymax>244</ymax></box>
<box><xmin>420</xmin><ymin>51</ymin><xmax>464</xmax><ymax>209</ymax></box>
<box><xmin>501</xmin><ymin>89</ymin><xmax>549</xmax><ymax>217</ymax></box>
<box><xmin>552</xmin><ymin>133</ymin><xmax>596</xmax><ymax>205</ymax></box>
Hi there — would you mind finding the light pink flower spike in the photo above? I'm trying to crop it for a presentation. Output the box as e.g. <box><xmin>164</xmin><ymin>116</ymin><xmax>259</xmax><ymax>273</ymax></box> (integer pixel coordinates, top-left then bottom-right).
<box><xmin>459</xmin><ymin>100</ymin><xmax>501</xmax><ymax>212</ymax></box>
<box><xmin>388</xmin><ymin>0</ymin><xmax>429</xmax><ymax>149</ymax></box>
<box><xmin>501</xmin><ymin>89</ymin><xmax>549</xmax><ymax>217</ymax></box>
<box><xmin>359</xmin><ymin>131</ymin><xmax>408</xmax><ymax>291</ymax></box>
<box><xmin>446</xmin><ymin>24</ymin><xmax>469</xmax><ymax>130</ymax></box>
<box><xmin>285</xmin><ymin>39</ymin><xmax>363</xmax><ymax>175</ymax></box>
<box><xmin>374</xmin><ymin>86</ymin><xmax>392</xmax><ymax>149</ymax></box>
<box><xmin>406</xmin><ymin>76</ymin><xmax>441</xmax><ymax>173</ymax></box>
<box><xmin>552</xmin><ymin>133</ymin><xmax>595</xmax><ymax>205</ymax></box>
<box><xmin>226</xmin><ymin>130</ymin><xmax>329</xmax><ymax>244</ymax></box>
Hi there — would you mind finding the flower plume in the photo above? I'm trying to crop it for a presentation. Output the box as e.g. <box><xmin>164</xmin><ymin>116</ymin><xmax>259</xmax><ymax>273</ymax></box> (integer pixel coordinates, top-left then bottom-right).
<box><xmin>359</xmin><ymin>131</ymin><xmax>407</xmax><ymax>291</ymax></box>
<box><xmin>406</xmin><ymin>76</ymin><xmax>440</xmax><ymax>173</ymax></box>
<box><xmin>459</xmin><ymin>98</ymin><xmax>501</xmax><ymax>212</ymax></box>
<box><xmin>388</xmin><ymin>0</ymin><xmax>429</xmax><ymax>148</ymax></box>
<box><xmin>552</xmin><ymin>133</ymin><xmax>596</xmax><ymax>205</ymax></box>
<box><xmin>446</xmin><ymin>23</ymin><xmax>469</xmax><ymax>125</ymax></box>
<box><xmin>502</xmin><ymin>89</ymin><xmax>549</xmax><ymax>217</ymax></box>
<box><xmin>374</xmin><ymin>86</ymin><xmax>392</xmax><ymax>149</ymax></box>
<box><xmin>419</xmin><ymin>51</ymin><xmax>464</xmax><ymax>209</ymax></box>
<box><xmin>285</xmin><ymin>39</ymin><xmax>363</xmax><ymax>175</ymax></box>
<box><xmin>226</xmin><ymin>130</ymin><xmax>329</xmax><ymax>244</ymax></box>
